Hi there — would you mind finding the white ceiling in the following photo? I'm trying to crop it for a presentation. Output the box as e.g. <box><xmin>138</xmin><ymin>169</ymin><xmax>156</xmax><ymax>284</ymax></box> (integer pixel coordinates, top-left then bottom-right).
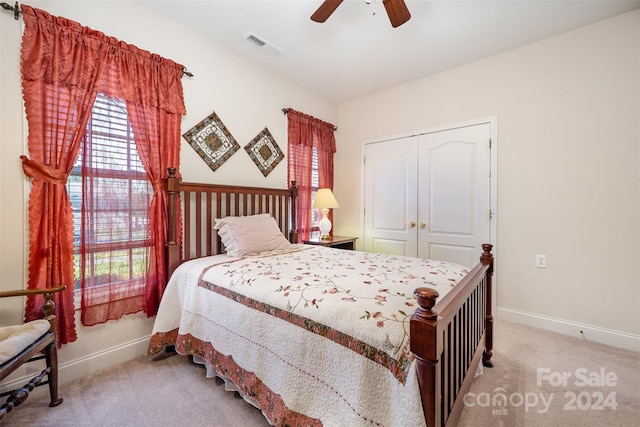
<box><xmin>140</xmin><ymin>0</ymin><xmax>640</xmax><ymax>104</ymax></box>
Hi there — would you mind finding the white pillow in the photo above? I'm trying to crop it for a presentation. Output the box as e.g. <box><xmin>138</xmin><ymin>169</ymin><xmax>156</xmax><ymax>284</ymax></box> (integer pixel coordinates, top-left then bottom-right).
<box><xmin>214</xmin><ymin>214</ymin><xmax>291</xmax><ymax>256</ymax></box>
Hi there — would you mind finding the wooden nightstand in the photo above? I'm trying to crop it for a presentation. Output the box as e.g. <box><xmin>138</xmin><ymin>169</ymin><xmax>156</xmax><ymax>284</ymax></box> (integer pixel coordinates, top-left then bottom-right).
<box><xmin>303</xmin><ymin>236</ymin><xmax>358</xmax><ymax>250</ymax></box>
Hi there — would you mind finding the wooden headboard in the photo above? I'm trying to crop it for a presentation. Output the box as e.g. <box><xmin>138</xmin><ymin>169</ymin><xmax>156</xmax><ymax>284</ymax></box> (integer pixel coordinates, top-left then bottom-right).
<box><xmin>165</xmin><ymin>167</ymin><xmax>298</xmax><ymax>277</ymax></box>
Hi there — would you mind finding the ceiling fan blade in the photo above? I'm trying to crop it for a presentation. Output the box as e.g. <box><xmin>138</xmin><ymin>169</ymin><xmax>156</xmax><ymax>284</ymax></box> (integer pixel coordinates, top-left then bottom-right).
<box><xmin>311</xmin><ymin>0</ymin><xmax>344</xmax><ymax>23</ymax></box>
<box><xmin>383</xmin><ymin>0</ymin><xmax>411</xmax><ymax>28</ymax></box>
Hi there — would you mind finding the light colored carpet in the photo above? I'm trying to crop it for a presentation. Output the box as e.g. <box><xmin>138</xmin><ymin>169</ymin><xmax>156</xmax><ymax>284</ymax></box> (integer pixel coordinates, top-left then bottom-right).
<box><xmin>3</xmin><ymin>319</ymin><xmax>639</xmax><ymax>426</ymax></box>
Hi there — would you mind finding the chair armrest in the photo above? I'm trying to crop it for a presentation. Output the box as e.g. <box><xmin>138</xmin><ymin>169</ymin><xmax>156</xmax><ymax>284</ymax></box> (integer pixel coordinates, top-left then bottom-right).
<box><xmin>0</xmin><ymin>286</ymin><xmax>66</xmax><ymax>299</ymax></box>
<box><xmin>0</xmin><ymin>286</ymin><xmax>66</xmax><ymax>333</ymax></box>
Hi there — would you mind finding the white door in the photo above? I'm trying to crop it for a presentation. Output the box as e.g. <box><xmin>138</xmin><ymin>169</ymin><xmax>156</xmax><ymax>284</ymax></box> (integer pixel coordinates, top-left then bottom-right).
<box><xmin>363</xmin><ymin>122</ymin><xmax>492</xmax><ymax>268</ymax></box>
<box><xmin>417</xmin><ymin>123</ymin><xmax>491</xmax><ymax>268</ymax></box>
<box><xmin>363</xmin><ymin>137</ymin><xmax>418</xmax><ymax>256</ymax></box>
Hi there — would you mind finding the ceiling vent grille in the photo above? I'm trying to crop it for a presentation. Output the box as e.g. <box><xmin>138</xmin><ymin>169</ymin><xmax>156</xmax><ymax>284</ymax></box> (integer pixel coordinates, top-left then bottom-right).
<box><xmin>244</xmin><ymin>33</ymin><xmax>282</xmax><ymax>57</ymax></box>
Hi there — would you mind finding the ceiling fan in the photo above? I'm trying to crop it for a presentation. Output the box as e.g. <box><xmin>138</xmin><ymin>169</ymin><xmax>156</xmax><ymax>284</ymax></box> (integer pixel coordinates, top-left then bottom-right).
<box><xmin>311</xmin><ymin>0</ymin><xmax>411</xmax><ymax>28</ymax></box>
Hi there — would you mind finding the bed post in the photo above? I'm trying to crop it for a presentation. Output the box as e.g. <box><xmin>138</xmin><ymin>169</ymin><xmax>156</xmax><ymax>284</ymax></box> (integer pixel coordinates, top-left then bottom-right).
<box><xmin>165</xmin><ymin>167</ymin><xmax>181</xmax><ymax>278</ymax></box>
<box><xmin>289</xmin><ymin>180</ymin><xmax>299</xmax><ymax>243</ymax></box>
<box><xmin>481</xmin><ymin>243</ymin><xmax>494</xmax><ymax>367</ymax></box>
<box><xmin>410</xmin><ymin>287</ymin><xmax>440</xmax><ymax>427</ymax></box>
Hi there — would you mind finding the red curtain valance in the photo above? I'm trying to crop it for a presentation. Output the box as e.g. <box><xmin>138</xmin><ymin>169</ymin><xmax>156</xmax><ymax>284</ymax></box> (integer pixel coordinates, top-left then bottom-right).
<box><xmin>286</xmin><ymin>109</ymin><xmax>336</xmax><ymax>154</ymax></box>
<box><xmin>20</xmin><ymin>5</ymin><xmax>186</xmax><ymax>115</ymax></box>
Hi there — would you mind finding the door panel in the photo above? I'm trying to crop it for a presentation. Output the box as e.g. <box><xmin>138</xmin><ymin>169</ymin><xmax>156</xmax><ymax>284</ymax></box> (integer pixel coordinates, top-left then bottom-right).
<box><xmin>363</xmin><ymin>137</ymin><xmax>417</xmax><ymax>256</ymax></box>
<box><xmin>417</xmin><ymin>123</ymin><xmax>491</xmax><ymax>267</ymax></box>
<box><xmin>428</xmin><ymin>141</ymin><xmax>474</xmax><ymax>234</ymax></box>
<box><xmin>429</xmin><ymin>244</ymin><xmax>476</xmax><ymax>270</ymax></box>
<box><xmin>370</xmin><ymin>238</ymin><xmax>413</xmax><ymax>256</ymax></box>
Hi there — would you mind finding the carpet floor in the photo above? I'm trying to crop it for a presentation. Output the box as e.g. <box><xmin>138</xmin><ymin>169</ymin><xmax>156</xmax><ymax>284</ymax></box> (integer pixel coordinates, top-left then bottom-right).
<box><xmin>2</xmin><ymin>319</ymin><xmax>638</xmax><ymax>426</ymax></box>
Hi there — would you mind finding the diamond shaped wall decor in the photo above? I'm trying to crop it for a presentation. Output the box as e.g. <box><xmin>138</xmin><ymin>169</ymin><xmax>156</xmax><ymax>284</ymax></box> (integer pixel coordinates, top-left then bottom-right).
<box><xmin>182</xmin><ymin>111</ymin><xmax>240</xmax><ymax>172</ymax></box>
<box><xmin>244</xmin><ymin>128</ymin><xmax>284</xmax><ymax>177</ymax></box>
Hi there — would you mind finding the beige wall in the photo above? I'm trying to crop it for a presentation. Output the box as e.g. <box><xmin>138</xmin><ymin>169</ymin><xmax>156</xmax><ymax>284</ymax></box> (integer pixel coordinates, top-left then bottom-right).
<box><xmin>335</xmin><ymin>10</ymin><xmax>640</xmax><ymax>349</ymax></box>
<box><xmin>0</xmin><ymin>0</ymin><xmax>336</xmax><ymax>387</ymax></box>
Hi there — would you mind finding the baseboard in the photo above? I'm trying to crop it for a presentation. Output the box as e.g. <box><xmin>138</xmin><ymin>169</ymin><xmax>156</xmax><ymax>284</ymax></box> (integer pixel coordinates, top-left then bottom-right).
<box><xmin>0</xmin><ymin>335</ymin><xmax>151</xmax><ymax>393</ymax></box>
<box><xmin>496</xmin><ymin>307</ymin><xmax>640</xmax><ymax>352</ymax></box>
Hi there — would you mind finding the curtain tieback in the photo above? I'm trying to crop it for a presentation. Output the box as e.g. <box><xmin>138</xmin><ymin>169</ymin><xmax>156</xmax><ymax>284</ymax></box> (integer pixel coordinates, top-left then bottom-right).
<box><xmin>151</xmin><ymin>179</ymin><xmax>165</xmax><ymax>194</ymax></box>
<box><xmin>20</xmin><ymin>156</ymin><xmax>67</xmax><ymax>184</ymax></box>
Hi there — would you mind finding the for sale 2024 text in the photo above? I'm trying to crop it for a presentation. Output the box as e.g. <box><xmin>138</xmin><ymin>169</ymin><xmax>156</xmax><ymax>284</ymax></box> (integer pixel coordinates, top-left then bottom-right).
<box><xmin>537</xmin><ymin>367</ymin><xmax>618</xmax><ymax>411</ymax></box>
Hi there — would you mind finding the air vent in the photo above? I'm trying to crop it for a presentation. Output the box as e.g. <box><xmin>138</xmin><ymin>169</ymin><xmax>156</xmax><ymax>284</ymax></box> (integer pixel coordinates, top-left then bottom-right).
<box><xmin>243</xmin><ymin>33</ymin><xmax>282</xmax><ymax>57</ymax></box>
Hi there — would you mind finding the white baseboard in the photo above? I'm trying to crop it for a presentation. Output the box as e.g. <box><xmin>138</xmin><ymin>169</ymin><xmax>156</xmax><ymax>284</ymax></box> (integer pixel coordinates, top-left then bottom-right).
<box><xmin>0</xmin><ymin>335</ymin><xmax>151</xmax><ymax>393</ymax></box>
<box><xmin>496</xmin><ymin>307</ymin><xmax>640</xmax><ymax>352</ymax></box>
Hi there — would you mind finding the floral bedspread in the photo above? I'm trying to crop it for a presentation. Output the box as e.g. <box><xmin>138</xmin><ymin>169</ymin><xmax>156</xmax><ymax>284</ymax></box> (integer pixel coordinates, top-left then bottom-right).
<box><xmin>149</xmin><ymin>245</ymin><xmax>468</xmax><ymax>427</ymax></box>
<box><xmin>197</xmin><ymin>245</ymin><xmax>468</xmax><ymax>382</ymax></box>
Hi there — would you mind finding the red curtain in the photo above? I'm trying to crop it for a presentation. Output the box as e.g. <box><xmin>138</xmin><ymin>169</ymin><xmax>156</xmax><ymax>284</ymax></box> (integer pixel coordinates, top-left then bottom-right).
<box><xmin>127</xmin><ymin>101</ymin><xmax>183</xmax><ymax>318</ymax></box>
<box><xmin>286</xmin><ymin>109</ymin><xmax>336</xmax><ymax>241</ymax></box>
<box><xmin>19</xmin><ymin>5</ymin><xmax>185</xmax><ymax>342</ymax></box>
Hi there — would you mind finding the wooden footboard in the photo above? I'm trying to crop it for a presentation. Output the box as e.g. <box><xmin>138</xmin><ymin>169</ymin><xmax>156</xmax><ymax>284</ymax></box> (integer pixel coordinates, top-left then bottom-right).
<box><xmin>163</xmin><ymin>168</ymin><xmax>493</xmax><ymax>427</ymax></box>
<box><xmin>411</xmin><ymin>244</ymin><xmax>494</xmax><ymax>427</ymax></box>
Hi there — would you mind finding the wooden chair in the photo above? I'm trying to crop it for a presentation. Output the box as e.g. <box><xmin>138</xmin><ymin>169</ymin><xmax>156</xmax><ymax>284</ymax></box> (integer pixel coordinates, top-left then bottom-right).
<box><xmin>0</xmin><ymin>286</ymin><xmax>65</xmax><ymax>421</ymax></box>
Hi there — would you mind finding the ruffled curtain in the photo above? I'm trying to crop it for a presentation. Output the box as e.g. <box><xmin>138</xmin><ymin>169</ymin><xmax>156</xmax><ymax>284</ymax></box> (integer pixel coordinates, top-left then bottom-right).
<box><xmin>286</xmin><ymin>109</ymin><xmax>336</xmax><ymax>241</ymax></box>
<box><xmin>19</xmin><ymin>5</ymin><xmax>185</xmax><ymax>342</ymax></box>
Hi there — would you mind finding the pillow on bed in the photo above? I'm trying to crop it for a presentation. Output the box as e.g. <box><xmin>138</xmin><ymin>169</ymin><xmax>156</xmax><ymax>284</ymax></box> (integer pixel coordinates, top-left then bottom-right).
<box><xmin>214</xmin><ymin>214</ymin><xmax>291</xmax><ymax>256</ymax></box>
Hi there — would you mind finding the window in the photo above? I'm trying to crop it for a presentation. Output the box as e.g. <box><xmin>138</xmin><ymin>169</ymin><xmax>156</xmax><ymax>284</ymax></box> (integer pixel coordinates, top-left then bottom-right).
<box><xmin>286</xmin><ymin>109</ymin><xmax>335</xmax><ymax>242</ymax></box>
<box><xmin>310</xmin><ymin>148</ymin><xmax>321</xmax><ymax>236</ymax></box>
<box><xmin>66</xmin><ymin>93</ymin><xmax>152</xmax><ymax>292</ymax></box>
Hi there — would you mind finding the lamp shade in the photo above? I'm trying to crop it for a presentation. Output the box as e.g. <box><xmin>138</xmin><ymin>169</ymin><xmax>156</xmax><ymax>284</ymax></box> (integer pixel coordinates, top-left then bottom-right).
<box><xmin>313</xmin><ymin>188</ymin><xmax>339</xmax><ymax>209</ymax></box>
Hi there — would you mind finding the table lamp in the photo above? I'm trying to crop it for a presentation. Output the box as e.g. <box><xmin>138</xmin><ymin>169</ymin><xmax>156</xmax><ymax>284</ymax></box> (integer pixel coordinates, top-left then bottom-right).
<box><xmin>313</xmin><ymin>188</ymin><xmax>339</xmax><ymax>239</ymax></box>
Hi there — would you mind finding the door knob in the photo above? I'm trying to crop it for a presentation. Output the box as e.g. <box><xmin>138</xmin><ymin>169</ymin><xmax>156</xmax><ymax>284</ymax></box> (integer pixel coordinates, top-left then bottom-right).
<box><xmin>420</xmin><ymin>222</ymin><xmax>428</xmax><ymax>229</ymax></box>
<box><xmin>409</xmin><ymin>221</ymin><xmax>416</xmax><ymax>228</ymax></box>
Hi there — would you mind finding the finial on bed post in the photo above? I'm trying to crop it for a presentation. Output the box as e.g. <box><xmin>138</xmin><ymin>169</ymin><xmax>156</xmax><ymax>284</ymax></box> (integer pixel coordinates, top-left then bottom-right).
<box><xmin>481</xmin><ymin>243</ymin><xmax>494</xmax><ymax>271</ymax></box>
<box><xmin>413</xmin><ymin>287</ymin><xmax>439</xmax><ymax>321</ymax></box>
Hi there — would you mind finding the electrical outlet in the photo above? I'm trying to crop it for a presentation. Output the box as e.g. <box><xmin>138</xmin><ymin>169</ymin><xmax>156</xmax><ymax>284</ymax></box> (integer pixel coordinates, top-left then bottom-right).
<box><xmin>536</xmin><ymin>254</ymin><xmax>547</xmax><ymax>268</ymax></box>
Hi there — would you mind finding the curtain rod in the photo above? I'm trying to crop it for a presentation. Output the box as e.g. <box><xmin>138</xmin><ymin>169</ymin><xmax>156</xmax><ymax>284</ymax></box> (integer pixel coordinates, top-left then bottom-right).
<box><xmin>1</xmin><ymin>1</ymin><xmax>194</xmax><ymax>78</ymax></box>
<box><xmin>0</xmin><ymin>2</ymin><xmax>20</xmax><ymax>20</ymax></box>
<box><xmin>282</xmin><ymin>108</ymin><xmax>337</xmax><ymax>131</ymax></box>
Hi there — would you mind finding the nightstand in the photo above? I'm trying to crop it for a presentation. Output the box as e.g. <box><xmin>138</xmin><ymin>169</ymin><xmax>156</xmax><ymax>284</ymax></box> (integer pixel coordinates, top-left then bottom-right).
<box><xmin>303</xmin><ymin>236</ymin><xmax>358</xmax><ymax>250</ymax></box>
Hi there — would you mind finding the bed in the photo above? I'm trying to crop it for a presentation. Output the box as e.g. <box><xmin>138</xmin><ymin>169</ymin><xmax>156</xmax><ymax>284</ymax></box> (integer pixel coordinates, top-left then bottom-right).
<box><xmin>148</xmin><ymin>167</ymin><xmax>494</xmax><ymax>427</ymax></box>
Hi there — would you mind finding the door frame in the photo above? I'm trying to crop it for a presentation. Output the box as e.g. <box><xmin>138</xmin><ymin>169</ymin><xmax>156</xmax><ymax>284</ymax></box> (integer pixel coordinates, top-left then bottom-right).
<box><xmin>360</xmin><ymin>116</ymin><xmax>498</xmax><ymax>307</ymax></box>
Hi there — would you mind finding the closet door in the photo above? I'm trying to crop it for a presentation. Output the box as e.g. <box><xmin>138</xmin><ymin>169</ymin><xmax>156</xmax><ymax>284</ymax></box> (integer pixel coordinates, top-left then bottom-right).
<box><xmin>417</xmin><ymin>123</ymin><xmax>491</xmax><ymax>268</ymax></box>
<box><xmin>363</xmin><ymin>137</ymin><xmax>418</xmax><ymax>256</ymax></box>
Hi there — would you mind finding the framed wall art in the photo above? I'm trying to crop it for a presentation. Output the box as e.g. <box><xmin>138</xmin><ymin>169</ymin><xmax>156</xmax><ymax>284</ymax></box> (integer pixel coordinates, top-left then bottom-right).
<box><xmin>182</xmin><ymin>111</ymin><xmax>240</xmax><ymax>172</ymax></box>
<box><xmin>244</xmin><ymin>127</ymin><xmax>284</xmax><ymax>177</ymax></box>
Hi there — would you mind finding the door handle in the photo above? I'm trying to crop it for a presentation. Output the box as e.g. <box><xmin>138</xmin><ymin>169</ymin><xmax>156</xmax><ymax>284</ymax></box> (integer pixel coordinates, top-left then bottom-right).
<box><xmin>409</xmin><ymin>221</ymin><xmax>416</xmax><ymax>228</ymax></box>
<box><xmin>420</xmin><ymin>222</ymin><xmax>429</xmax><ymax>230</ymax></box>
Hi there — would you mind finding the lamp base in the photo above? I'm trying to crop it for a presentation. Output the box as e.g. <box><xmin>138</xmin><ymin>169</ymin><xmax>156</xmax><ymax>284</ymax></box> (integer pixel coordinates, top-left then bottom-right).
<box><xmin>318</xmin><ymin>208</ymin><xmax>332</xmax><ymax>240</ymax></box>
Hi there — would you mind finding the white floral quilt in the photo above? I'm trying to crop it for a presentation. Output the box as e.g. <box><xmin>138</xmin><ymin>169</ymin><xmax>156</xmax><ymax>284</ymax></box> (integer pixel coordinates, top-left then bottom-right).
<box><xmin>150</xmin><ymin>245</ymin><xmax>469</xmax><ymax>427</ymax></box>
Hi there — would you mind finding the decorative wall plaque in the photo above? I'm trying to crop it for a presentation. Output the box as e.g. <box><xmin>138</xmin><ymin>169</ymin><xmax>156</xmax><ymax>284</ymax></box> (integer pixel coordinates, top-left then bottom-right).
<box><xmin>244</xmin><ymin>128</ymin><xmax>284</xmax><ymax>177</ymax></box>
<box><xmin>182</xmin><ymin>111</ymin><xmax>240</xmax><ymax>172</ymax></box>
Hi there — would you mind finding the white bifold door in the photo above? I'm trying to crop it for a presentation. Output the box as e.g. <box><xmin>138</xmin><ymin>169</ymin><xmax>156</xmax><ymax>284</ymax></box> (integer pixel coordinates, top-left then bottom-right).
<box><xmin>363</xmin><ymin>123</ymin><xmax>492</xmax><ymax>269</ymax></box>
